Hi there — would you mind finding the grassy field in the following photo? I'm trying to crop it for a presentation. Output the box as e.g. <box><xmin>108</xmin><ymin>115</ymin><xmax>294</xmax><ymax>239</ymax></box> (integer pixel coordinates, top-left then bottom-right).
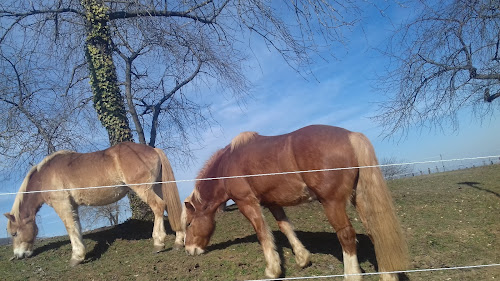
<box><xmin>0</xmin><ymin>165</ymin><xmax>499</xmax><ymax>280</ymax></box>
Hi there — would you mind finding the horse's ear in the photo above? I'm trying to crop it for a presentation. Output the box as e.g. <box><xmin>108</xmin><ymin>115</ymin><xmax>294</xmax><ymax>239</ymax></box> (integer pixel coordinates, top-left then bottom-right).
<box><xmin>184</xmin><ymin>201</ymin><xmax>195</xmax><ymax>212</ymax></box>
<box><xmin>4</xmin><ymin>213</ymin><xmax>15</xmax><ymax>222</ymax></box>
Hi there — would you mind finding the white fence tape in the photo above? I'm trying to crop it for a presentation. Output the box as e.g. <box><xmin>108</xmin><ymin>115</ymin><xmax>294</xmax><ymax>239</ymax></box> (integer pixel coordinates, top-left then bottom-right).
<box><xmin>244</xmin><ymin>263</ymin><xmax>500</xmax><ymax>281</ymax></box>
<box><xmin>1</xmin><ymin>155</ymin><xmax>499</xmax><ymax>197</ymax></box>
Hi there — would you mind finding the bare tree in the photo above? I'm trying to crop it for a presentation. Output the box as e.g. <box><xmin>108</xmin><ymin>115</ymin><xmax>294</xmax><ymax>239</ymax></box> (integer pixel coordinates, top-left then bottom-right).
<box><xmin>380</xmin><ymin>157</ymin><xmax>413</xmax><ymax>180</ymax></box>
<box><xmin>1</xmin><ymin>0</ymin><xmax>364</xmax><ymax>219</ymax></box>
<box><xmin>0</xmin><ymin>49</ymin><xmax>98</xmax><ymax>174</ymax></box>
<box><xmin>375</xmin><ymin>0</ymin><xmax>500</xmax><ymax>136</ymax></box>
<box><xmin>109</xmin><ymin>14</ymin><xmax>247</xmax><ymax>155</ymax></box>
<box><xmin>0</xmin><ymin>0</ymin><xmax>106</xmax><ymax>175</ymax></box>
<box><xmin>1</xmin><ymin>0</ymin><xmax>362</xmax><ymax>152</ymax></box>
<box><xmin>79</xmin><ymin>199</ymin><xmax>129</xmax><ymax>230</ymax></box>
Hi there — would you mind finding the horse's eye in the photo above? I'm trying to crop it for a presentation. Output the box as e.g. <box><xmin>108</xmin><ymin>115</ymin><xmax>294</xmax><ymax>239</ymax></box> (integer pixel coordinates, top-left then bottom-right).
<box><xmin>11</xmin><ymin>232</ymin><xmax>17</xmax><ymax>237</ymax></box>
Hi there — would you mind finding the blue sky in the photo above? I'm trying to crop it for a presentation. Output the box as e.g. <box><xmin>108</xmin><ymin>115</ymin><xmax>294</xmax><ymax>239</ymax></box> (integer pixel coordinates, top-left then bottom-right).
<box><xmin>1</xmin><ymin>2</ymin><xmax>500</xmax><ymax>239</ymax></box>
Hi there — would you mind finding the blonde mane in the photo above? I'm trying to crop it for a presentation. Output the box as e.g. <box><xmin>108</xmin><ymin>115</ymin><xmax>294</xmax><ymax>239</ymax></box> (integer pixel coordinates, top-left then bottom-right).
<box><xmin>11</xmin><ymin>150</ymin><xmax>74</xmax><ymax>219</ymax></box>
<box><xmin>230</xmin><ymin>131</ymin><xmax>258</xmax><ymax>152</ymax></box>
<box><xmin>192</xmin><ymin>147</ymin><xmax>229</xmax><ymax>203</ymax></box>
<box><xmin>191</xmin><ymin>132</ymin><xmax>259</xmax><ymax>202</ymax></box>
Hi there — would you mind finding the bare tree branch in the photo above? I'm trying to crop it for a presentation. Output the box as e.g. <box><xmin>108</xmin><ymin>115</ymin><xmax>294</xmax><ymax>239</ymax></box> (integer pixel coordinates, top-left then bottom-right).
<box><xmin>1</xmin><ymin>0</ymin><xmax>365</xmax><ymax>177</ymax></box>
<box><xmin>375</xmin><ymin>0</ymin><xmax>500</xmax><ymax>137</ymax></box>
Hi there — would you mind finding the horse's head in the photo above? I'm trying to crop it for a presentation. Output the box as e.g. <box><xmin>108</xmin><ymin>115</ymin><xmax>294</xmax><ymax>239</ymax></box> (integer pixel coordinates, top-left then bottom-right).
<box><xmin>183</xmin><ymin>197</ymin><xmax>216</xmax><ymax>256</ymax></box>
<box><xmin>184</xmin><ymin>147</ymin><xmax>230</xmax><ymax>255</ymax></box>
<box><xmin>4</xmin><ymin>213</ymin><xmax>38</xmax><ymax>260</ymax></box>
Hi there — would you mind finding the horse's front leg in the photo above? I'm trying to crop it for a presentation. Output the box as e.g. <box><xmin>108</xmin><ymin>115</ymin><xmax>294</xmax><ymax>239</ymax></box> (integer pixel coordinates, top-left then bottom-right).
<box><xmin>52</xmin><ymin>202</ymin><xmax>85</xmax><ymax>266</ymax></box>
<box><xmin>269</xmin><ymin>206</ymin><xmax>311</xmax><ymax>268</ymax></box>
<box><xmin>237</xmin><ymin>201</ymin><xmax>281</xmax><ymax>278</ymax></box>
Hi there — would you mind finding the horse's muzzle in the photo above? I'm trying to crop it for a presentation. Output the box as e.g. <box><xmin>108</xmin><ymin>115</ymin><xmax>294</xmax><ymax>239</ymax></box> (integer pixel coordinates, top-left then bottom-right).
<box><xmin>11</xmin><ymin>249</ymin><xmax>33</xmax><ymax>260</ymax></box>
<box><xmin>185</xmin><ymin>245</ymin><xmax>205</xmax><ymax>255</ymax></box>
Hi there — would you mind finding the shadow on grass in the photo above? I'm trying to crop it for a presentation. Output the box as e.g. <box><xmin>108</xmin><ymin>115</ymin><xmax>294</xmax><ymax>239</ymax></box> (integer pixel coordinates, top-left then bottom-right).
<box><xmin>207</xmin><ymin>230</ymin><xmax>409</xmax><ymax>280</ymax></box>
<box><xmin>458</xmin><ymin>181</ymin><xmax>500</xmax><ymax>198</ymax></box>
<box><xmin>84</xmin><ymin>219</ymin><xmax>158</xmax><ymax>262</ymax></box>
<box><xmin>33</xmin><ymin>218</ymin><xmax>177</xmax><ymax>264</ymax></box>
<box><xmin>33</xmin><ymin>239</ymin><xmax>71</xmax><ymax>257</ymax></box>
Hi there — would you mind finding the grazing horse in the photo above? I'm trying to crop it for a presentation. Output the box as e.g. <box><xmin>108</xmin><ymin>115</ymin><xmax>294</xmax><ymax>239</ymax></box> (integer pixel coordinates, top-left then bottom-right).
<box><xmin>183</xmin><ymin>125</ymin><xmax>408</xmax><ymax>281</ymax></box>
<box><xmin>4</xmin><ymin>142</ymin><xmax>184</xmax><ymax>266</ymax></box>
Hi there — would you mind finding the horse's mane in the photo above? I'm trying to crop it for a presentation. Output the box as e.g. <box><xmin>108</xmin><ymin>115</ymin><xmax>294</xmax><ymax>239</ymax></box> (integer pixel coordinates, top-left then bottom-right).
<box><xmin>189</xmin><ymin>132</ymin><xmax>259</xmax><ymax>203</ymax></box>
<box><xmin>191</xmin><ymin>148</ymin><xmax>227</xmax><ymax>203</ymax></box>
<box><xmin>11</xmin><ymin>150</ymin><xmax>74</xmax><ymax>219</ymax></box>
<box><xmin>230</xmin><ymin>131</ymin><xmax>258</xmax><ymax>152</ymax></box>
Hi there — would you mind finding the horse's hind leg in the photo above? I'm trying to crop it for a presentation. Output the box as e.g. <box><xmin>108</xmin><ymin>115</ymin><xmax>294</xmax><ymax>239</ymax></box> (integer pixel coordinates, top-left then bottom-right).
<box><xmin>52</xmin><ymin>201</ymin><xmax>85</xmax><ymax>266</ymax></box>
<box><xmin>269</xmin><ymin>206</ymin><xmax>311</xmax><ymax>268</ymax></box>
<box><xmin>173</xmin><ymin>229</ymin><xmax>184</xmax><ymax>250</ymax></box>
<box><xmin>321</xmin><ymin>200</ymin><xmax>362</xmax><ymax>281</ymax></box>
<box><xmin>237</xmin><ymin>201</ymin><xmax>281</xmax><ymax>278</ymax></box>
<box><xmin>130</xmin><ymin>186</ymin><xmax>168</xmax><ymax>252</ymax></box>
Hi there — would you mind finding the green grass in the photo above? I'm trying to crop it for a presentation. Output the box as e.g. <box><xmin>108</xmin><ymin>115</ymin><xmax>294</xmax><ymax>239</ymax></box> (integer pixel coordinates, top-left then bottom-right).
<box><xmin>1</xmin><ymin>165</ymin><xmax>499</xmax><ymax>280</ymax></box>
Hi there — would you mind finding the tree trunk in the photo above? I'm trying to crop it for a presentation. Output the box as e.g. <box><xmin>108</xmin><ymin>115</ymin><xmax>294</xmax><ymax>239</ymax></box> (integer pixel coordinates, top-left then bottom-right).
<box><xmin>82</xmin><ymin>0</ymin><xmax>153</xmax><ymax>221</ymax></box>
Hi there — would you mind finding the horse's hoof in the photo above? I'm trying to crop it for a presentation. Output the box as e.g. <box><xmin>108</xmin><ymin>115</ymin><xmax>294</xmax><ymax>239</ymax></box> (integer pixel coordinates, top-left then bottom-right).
<box><xmin>153</xmin><ymin>245</ymin><xmax>164</xmax><ymax>253</ymax></box>
<box><xmin>295</xmin><ymin>249</ymin><xmax>311</xmax><ymax>268</ymax></box>
<box><xmin>380</xmin><ymin>273</ymin><xmax>399</xmax><ymax>281</ymax></box>
<box><xmin>9</xmin><ymin>256</ymin><xmax>17</xmax><ymax>261</ymax></box>
<box><xmin>173</xmin><ymin>242</ymin><xmax>183</xmax><ymax>250</ymax></box>
<box><xmin>264</xmin><ymin>266</ymin><xmax>281</xmax><ymax>279</ymax></box>
<box><xmin>69</xmin><ymin>258</ymin><xmax>83</xmax><ymax>267</ymax></box>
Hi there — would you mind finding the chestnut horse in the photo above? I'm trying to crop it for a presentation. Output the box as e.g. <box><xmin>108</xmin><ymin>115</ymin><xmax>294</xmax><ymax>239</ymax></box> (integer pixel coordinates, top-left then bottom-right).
<box><xmin>4</xmin><ymin>142</ymin><xmax>184</xmax><ymax>266</ymax></box>
<box><xmin>183</xmin><ymin>125</ymin><xmax>408</xmax><ymax>281</ymax></box>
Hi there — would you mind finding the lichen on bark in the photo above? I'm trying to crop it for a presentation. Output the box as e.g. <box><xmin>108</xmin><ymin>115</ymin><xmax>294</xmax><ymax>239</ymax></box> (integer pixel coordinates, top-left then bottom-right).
<box><xmin>82</xmin><ymin>0</ymin><xmax>153</xmax><ymax>221</ymax></box>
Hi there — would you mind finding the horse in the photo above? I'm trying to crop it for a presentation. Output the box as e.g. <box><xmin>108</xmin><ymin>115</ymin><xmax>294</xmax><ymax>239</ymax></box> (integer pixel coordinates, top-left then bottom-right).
<box><xmin>182</xmin><ymin>125</ymin><xmax>409</xmax><ymax>281</ymax></box>
<box><xmin>4</xmin><ymin>142</ymin><xmax>185</xmax><ymax>266</ymax></box>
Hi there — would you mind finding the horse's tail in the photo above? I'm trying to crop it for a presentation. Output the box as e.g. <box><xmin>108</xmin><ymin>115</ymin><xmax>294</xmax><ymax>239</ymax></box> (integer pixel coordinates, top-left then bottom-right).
<box><xmin>154</xmin><ymin>148</ymin><xmax>182</xmax><ymax>232</ymax></box>
<box><xmin>349</xmin><ymin>132</ymin><xmax>409</xmax><ymax>272</ymax></box>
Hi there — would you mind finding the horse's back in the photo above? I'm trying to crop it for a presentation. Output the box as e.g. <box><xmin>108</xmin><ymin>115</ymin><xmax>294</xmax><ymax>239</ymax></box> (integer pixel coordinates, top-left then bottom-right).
<box><xmin>45</xmin><ymin>142</ymin><xmax>157</xmax><ymax>173</ymax></box>
<box><xmin>106</xmin><ymin>142</ymin><xmax>161</xmax><ymax>182</ymax></box>
<box><xmin>39</xmin><ymin>142</ymin><xmax>160</xmax><ymax>206</ymax></box>
<box><xmin>225</xmin><ymin>125</ymin><xmax>360</xmax><ymax>205</ymax></box>
<box><xmin>232</xmin><ymin>125</ymin><xmax>358</xmax><ymax>170</ymax></box>
<box><xmin>290</xmin><ymin>125</ymin><xmax>358</xmax><ymax>167</ymax></box>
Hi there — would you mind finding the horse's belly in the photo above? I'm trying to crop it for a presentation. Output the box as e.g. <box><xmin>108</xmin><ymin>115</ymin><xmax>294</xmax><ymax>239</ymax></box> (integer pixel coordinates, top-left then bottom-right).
<box><xmin>71</xmin><ymin>186</ymin><xmax>129</xmax><ymax>206</ymax></box>
<box><xmin>261</xmin><ymin>184</ymin><xmax>316</xmax><ymax>206</ymax></box>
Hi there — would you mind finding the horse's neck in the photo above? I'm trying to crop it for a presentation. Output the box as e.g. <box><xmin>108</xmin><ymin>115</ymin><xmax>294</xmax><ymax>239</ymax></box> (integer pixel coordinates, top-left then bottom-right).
<box><xmin>17</xmin><ymin>191</ymin><xmax>44</xmax><ymax>220</ymax></box>
<box><xmin>202</xmin><ymin>181</ymin><xmax>229</xmax><ymax>211</ymax></box>
<box><xmin>211</xmin><ymin>152</ymin><xmax>230</xmax><ymax>205</ymax></box>
<box><xmin>194</xmin><ymin>147</ymin><xmax>230</xmax><ymax>211</ymax></box>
